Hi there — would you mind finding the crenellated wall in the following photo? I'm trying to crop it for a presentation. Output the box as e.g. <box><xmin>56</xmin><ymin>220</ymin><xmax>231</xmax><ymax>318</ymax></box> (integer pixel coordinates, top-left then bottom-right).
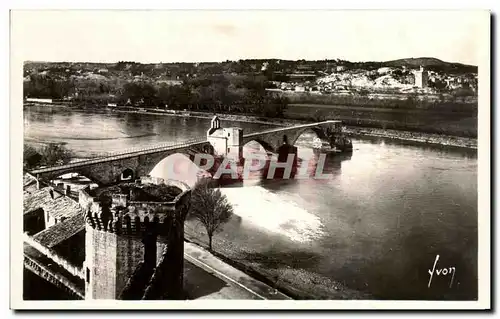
<box><xmin>79</xmin><ymin>178</ymin><xmax>191</xmax><ymax>236</ymax></box>
<box><xmin>81</xmin><ymin>178</ymin><xmax>191</xmax><ymax>300</ymax></box>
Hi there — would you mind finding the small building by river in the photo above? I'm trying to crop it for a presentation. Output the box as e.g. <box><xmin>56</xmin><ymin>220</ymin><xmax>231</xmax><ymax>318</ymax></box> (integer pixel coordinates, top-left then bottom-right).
<box><xmin>25</xmin><ymin>98</ymin><xmax>53</xmax><ymax>104</ymax></box>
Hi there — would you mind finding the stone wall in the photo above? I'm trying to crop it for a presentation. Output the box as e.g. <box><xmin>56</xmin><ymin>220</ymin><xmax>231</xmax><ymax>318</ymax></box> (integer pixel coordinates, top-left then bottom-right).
<box><xmin>82</xmin><ymin>178</ymin><xmax>191</xmax><ymax>300</ymax></box>
<box><xmin>24</xmin><ymin>233</ymin><xmax>84</xmax><ymax>279</ymax></box>
<box><xmin>24</xmin><ymin>254</ymin><xmax>84</xmax><ymax>299</ymax></box>
<box><xmin>85</xmin><ymin>225</ymin><xmax>118</xmax><ymax>299</ymax></box>
<box><xmin>79</xmin><ymin>186</ymin><xmax>101</xmax><ymax>214</ymax></box>
<box><xmin>115</xmin><ymin>234</ymin><xmax>145</xmax><ymax>297</ymax></box>
<box><xmin>140</xmin><ymin>175</ymin><xmax>166</xmax><ymax>185</ymax></box>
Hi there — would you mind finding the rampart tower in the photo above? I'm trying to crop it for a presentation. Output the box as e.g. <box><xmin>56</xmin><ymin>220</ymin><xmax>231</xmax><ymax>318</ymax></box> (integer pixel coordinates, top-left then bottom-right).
<box><xmin>79</xmin><ymin>177</ymin><xmax>191</xmax><ymax>300</ymax></box>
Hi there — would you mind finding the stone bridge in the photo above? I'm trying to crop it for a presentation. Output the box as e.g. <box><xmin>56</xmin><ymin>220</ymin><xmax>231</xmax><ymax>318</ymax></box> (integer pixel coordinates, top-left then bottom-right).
<box><xmin>242</xmin><ymin>120</ymin><xmax>344</xmax><ymax>152</ymax></box>
<box><xmin>30</xmin><ymin>139</ymin><xmax>213</xmax><ymax>186</ymax></box>
<box><xmin>30</xmin><ymin>121</ymin><xmax>350</xmax><ymax>185</ymax></box>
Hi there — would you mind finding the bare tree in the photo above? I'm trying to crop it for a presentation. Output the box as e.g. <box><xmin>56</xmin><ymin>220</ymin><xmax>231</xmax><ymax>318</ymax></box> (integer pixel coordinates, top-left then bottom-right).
<box><xmin>188</xmin><ymin>179</ymin><xmax>233</xmax><ymax>251</ymax></box>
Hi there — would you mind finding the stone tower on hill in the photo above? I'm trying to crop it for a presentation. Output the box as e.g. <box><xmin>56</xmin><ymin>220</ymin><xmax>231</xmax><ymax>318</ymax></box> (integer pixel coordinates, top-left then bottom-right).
<box><xmin>79</xmin><ymin>177</ymin><xmax>191</xmax><ymax>300</ymax></box>
<box><xmin>414</xmin><ymin>65</ymin><xmax>428</xmax><ymax>88</ymax></box>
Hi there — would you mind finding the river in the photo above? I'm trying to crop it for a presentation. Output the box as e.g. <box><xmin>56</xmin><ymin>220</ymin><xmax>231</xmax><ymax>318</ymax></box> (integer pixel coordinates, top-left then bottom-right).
<box><xmin>24</xmin><ymin>106</ymin><xmax>478</xmax><ymax>300</ymax></box>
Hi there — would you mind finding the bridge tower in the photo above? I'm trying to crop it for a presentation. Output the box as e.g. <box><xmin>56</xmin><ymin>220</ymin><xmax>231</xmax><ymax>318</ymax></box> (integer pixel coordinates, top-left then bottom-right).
<box><xmin>80</xmin><ymin>177</ymin><xmax>191</xmax><ymax>300</ymax></box>
<box><xmin>207</xmin><ymin>115</ymin><xmax>243</xmax><ymax>163</ymax></box>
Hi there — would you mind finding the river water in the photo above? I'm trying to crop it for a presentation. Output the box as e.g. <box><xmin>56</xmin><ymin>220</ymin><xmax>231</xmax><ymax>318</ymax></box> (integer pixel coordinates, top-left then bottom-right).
<box><xmin>24</xmin><ymin>106</ymin><xmax>478</xmax><ymax>300</ymax></box>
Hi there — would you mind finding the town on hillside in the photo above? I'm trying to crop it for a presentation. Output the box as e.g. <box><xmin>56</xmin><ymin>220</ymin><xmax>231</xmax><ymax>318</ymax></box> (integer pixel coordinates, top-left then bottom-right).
<box><xmin>23</xmin><ymin>58</ymin><xmax>478</xmax><ymax>108</ymax></box>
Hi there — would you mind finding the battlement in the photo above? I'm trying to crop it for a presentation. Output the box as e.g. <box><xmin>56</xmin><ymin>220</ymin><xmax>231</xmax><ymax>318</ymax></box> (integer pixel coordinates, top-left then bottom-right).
<box><xmin>78</xmin><ymin>177</ymin><xmax>191</xmax><ymax>236</ymax></box>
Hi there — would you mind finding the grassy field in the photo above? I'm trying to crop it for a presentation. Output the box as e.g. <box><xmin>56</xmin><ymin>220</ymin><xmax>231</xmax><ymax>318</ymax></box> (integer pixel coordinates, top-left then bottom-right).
<box><xmin>281</xmin><ymin>91</ymin><xmax>478</xmax><ymax>110</ymax></box>
<box><xmin>284</xmin><ymin>103</ymin><xmax>477</xmax><ymax>138</ymax></box>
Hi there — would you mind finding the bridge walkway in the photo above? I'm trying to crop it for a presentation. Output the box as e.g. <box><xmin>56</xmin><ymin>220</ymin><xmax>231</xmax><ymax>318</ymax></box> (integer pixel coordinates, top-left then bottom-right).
<box><xmin>30</xmin><ymin>138</ymin><xmax>209</xmax><ymax>174</ymax></box>
<box><xmin>243</xmin><ymin>120</ymin><xmax>340</xmax><ymax>138</ymax></box>
<box><xmin>29</xmin><ymin>121</ymin><xmax>341</xmax><ymax>175</ymax></box>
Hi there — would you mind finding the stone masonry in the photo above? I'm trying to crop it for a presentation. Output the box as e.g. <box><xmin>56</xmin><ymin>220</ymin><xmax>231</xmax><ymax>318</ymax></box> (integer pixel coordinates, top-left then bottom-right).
<box><xmin>80</xmin><ymin>176</ymin><xmax>191</xmax><ymax>300</ymax></box>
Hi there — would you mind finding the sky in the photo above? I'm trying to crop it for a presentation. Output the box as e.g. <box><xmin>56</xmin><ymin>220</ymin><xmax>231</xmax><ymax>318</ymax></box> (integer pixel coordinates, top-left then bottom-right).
<box><xmin>11</xmin><ymin>10</ymin><xmax>489</xmax><ymax>65</ymax></box>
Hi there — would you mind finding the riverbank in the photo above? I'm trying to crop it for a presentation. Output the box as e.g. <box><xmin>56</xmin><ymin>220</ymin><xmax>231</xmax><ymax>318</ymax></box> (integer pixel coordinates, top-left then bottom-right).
<box><xmin>344</xmin><ymin>127</ymin><xmax>477</xmax><ymax>149</ymax></box>
<box><xmin>200</xmin><ymin>111</ymin><xmax>477</xmax><ymax>149</ymax></box>
<box><xmin>117</xmin><ymin>107</ymin><xmax>477</xmax><ymax>149</ymax></box>
<box><xmin>184</xmin><ymin>223</ymin><xmax>372</xmax><ymax>300</ymax></box>
<box><xmin>24</xmin><ymin>103</ymin><xmax>477</xmax><ymax>149</ymax></box>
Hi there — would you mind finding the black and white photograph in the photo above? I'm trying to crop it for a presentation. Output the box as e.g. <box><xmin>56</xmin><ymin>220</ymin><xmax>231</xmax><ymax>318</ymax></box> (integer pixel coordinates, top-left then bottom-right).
<box><xmin>9</xmin><ymin>9</ymin><xmax>491</xmax><ymax>310</ymax></box>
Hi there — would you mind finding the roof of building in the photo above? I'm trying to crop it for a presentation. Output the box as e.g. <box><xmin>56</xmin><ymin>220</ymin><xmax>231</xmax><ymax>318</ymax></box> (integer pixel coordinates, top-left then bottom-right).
<box><xmin>32</xmin><ymin>214</ymin><xmax>85</xmax><ymax>248</ymax></box>
<box><xmin>24</xmin><ymin>187</ymin><xmax>83</xmax><ymax>219</ymax></box>
<box><xmin>207</xmin><ymin>128</ymin><xmax>226</xmax><ymax>138</ymax></box>
<box><xmin>23</xmin><ymin>174</ymin><xmax>83</xmax><ymax>219</ymax></box>
<box><xmin>23</xmin><ymin>174</ymin><xmax>37</xmax><ymax>191</ymax></box>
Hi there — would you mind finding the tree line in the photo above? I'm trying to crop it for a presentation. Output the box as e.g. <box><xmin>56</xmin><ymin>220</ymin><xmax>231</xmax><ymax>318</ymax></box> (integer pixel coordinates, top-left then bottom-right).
<box><xmin>23</xmin><ymin>73</ymin><xmax>289</xmax><ymax>118</ymax></box>
<box><xmin>23</xmin><ymin>143</ymin><xmax>73</xmax><ymax>170</ymax></box>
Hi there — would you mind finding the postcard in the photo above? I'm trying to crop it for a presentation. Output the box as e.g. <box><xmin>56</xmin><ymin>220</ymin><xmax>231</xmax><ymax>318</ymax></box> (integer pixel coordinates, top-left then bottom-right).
<box><xmin>10</xmin><ymin>9</ymin><xmax>491</xmax><ymax>310</ymax></box>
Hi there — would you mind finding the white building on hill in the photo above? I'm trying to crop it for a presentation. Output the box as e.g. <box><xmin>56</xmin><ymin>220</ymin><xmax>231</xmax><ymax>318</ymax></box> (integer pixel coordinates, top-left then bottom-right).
<box><xmin>413</xmin><ymin>66</ymin><xmax>429</xmax><ymax>88</ymax></box>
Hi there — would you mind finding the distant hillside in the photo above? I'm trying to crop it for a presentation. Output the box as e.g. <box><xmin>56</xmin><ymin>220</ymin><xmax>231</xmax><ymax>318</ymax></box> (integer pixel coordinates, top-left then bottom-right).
<box><xmin>384</xmin><ymin>57</ymin><xmax>477</xmax><ymax>74</ymax></box>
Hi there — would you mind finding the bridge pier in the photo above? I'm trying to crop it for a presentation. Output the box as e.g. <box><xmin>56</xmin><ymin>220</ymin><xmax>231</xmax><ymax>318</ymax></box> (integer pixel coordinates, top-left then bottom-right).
<box><xmin>272</xmin><ymin>143</ymin><xmax>299</xmax><ymax>179</ymax></box>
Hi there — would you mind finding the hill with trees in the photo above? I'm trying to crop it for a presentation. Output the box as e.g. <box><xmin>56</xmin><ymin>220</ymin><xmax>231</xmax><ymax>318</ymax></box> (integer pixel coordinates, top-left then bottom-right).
<box><xmin>23</xmin><ymin>57</ymin><xmax>477</xmax><ymax>120</ymax></box>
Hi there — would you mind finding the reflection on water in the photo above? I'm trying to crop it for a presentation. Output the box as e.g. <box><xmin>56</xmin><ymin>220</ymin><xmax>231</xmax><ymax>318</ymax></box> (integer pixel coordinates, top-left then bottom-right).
<box><xmin>23</xmin><ymin>107</ymin><xmax>478</xmax><ymax>300</ymax></box>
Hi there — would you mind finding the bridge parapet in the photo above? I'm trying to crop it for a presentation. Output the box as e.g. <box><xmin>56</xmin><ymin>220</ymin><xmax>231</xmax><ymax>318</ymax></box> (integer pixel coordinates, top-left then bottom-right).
<box><xmin>30</xmin><ymin>139</ymin><xmax>212</xmax><ymax>186</ymax></box>
<box><xmin>242</xmin><ymin>120</ymin><xmax>342</xmax><ymax>139</ymax></box>
<box><xmin>31</xmin><ymin>138</ymin><xmax>208</xmax><ymax>175</ymax></box>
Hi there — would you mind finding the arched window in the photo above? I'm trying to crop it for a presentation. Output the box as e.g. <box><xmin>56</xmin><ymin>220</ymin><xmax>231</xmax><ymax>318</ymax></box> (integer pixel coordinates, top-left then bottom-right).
<box><xmin>121</xmin><ymin>168</ymin><xmax>134</xmax><ymax>181</ymax></box>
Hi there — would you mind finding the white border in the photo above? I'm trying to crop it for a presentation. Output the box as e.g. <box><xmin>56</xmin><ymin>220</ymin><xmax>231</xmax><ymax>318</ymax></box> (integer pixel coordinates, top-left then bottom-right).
<box><xmin>6</xmin><ymin>3</ymin><xmax>493</xmax><ymax>312</ymax></box>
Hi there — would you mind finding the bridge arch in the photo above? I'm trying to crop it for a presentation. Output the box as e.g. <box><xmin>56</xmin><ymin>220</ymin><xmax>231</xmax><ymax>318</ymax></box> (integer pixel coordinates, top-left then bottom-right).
<box><xmin>288</xmin><ymin>127</ymin><xmax>330</xmax><ymax>149</ymax></box>
<box><xmin>241</xmin><ymin>123</ymin><xmax>340</xmax><ymax>155</ymax></box>
<box><xmin>243</xmin><ymin>139</ymin><xmax>275</xmax><ymax>154</ymax></box>
<box><xmin>120</xmin><ymin>168</ymin><xmax>135</xmax><ymax>182</ymax></box>
<box><xmin>201</xmin><ymin>143</ymin><xmax>215</xmax><ymax>155</ymax></box>
<box><xmin>145</xmin><ymin>152</ymin><xmax>206</xmax><ymax>188</ymax></box>
<box><xmin>32</xmin><ymin>141</ymin><xmax>213</xmax><ymax>186</ymax></box>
